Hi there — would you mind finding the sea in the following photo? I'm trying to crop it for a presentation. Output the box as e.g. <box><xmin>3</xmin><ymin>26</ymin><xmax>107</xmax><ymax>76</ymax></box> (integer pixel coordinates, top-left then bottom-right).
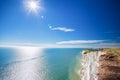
<box><xmin>0</xmin><ymin>47</ymin><xmax>83</xmax><ymax>80</ymax></box>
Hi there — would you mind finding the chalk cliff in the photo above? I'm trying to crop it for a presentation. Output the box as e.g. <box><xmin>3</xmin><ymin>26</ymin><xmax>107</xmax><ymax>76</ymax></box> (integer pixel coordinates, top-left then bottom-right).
<box><xmin>80</xmin><ymin>50</ymin><xmax>105</xmax><ymax>80</ymax></box>
<box><xmin>80</xmin><ymin>49</ymin><xmax>120</xmax><ymax>80</ymax></box>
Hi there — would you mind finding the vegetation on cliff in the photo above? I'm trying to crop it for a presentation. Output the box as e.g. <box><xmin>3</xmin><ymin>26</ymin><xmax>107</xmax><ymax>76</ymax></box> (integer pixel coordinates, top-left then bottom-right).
<box><xmin>81</xmin><ymin>48</ymin><xmax>120</xmax><ymax>80</ymax></box>
<box><xmin>98</xmin><ymin>48</ymin><xmax>120</xmax><ymax>80</ymax></box>
<box><xmin>83</xmin><ymin>48</ymin><xmax>103</xmax><ymax>54</ymax></box>
<box><xmin>103</xmin><ymin>48</ymin><xmax>120</xmax><ymax>57</ymax></box>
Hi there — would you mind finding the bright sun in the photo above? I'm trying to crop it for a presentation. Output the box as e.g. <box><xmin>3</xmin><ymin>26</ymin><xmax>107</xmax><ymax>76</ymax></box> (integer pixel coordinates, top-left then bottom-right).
<box><xmin>24</xmin><ymin>0</ymin><xmax>42</xmax><ymax>15</ymax></box>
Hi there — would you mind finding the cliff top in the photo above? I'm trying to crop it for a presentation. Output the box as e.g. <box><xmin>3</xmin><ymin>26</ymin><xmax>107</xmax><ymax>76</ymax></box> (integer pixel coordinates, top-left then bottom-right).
<box><xmin>98</xmin><ymin>48</ymin><xmax>120</xmax><ymax>80</ymax></box>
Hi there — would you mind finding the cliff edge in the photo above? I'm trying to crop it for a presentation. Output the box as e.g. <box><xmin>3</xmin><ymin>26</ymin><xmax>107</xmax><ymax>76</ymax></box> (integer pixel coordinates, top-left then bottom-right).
<box><xmin>98</xmin><ymin>49</ymin><xmax>120</xmax><ymax>80</ymax></box>
<box><xmin>80</xmin><ymin>48</ymin><xmax>120</xmax><ymax>80</ymax></box>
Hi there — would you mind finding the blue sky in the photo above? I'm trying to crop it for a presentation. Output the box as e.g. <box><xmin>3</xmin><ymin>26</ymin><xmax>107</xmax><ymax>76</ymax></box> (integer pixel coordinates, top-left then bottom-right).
<box><xmin>0</xmin><ymin>0</ymin><xmax>120</xmax><ymax>47</ymax></box>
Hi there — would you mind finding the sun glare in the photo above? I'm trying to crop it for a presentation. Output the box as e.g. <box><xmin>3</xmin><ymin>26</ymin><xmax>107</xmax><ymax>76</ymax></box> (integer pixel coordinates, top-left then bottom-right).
<box><xmin>15</xmin><ymin>46</ymin><xmax>44</xmax><ymax>60</ymax></box>
<box><xmin>24</xmin><ymin>0</ymin><xmax>43</xmax><ymax>15</ymax></box>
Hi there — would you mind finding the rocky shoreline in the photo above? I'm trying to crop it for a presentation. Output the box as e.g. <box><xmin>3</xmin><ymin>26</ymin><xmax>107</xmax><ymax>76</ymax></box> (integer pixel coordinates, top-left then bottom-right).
<box><xmin>80</xmin><ymin>49</ymin><xmax>120</xmax><ymax>80</ymax></box>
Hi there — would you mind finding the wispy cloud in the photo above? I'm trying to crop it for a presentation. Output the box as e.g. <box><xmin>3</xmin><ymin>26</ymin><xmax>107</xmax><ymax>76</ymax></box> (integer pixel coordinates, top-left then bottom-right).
<box><xmin>104</xmin><ymin>31</ymin><xmax>120</xmax><ymax>34</ymax></box>
<box><xmin>48</xmin><ymin>25</ymin><xmax>74</xmax><ymax>32</ymax></box>
<box><xmin>117</xmin><ymin>37</ymin><xmax>120</xmax><ymax>39</ymax></box>
<box><xmin>56</xmin><ymin>40</ymin><xmax>105</xmax><ymax>45</ymax></box>
<box><xmin>95</xmin><ymin>43</ymin><xmax>120</xmax><ymax>48</ymax></box>
<box><xmin>0</xmin><ymin>41</ymin><xmax>120</xmax><ymax>48</ymax></box>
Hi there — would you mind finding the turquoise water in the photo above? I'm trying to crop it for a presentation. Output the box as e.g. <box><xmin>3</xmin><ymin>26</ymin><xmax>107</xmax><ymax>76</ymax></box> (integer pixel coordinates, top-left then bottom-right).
<box><xmin>0</xmin><ymin>47</ymin><xmax>83</xmax><ymax>80</ymax></box>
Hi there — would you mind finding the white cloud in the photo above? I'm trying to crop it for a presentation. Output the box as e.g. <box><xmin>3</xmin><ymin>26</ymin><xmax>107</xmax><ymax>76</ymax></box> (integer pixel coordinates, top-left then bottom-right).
<box><xmin>0</xmin><ymin>42</ymin><xmax>120</xmax><ymax>48</ymax></box>
<box><xmin>48</xmin><ymin>25</ymin><xmax>74</xmax><ymax>32</ymax></box>
<box><xmin>56</xmin><ymin>40</ymin><xmax>105</xmax><ymax>45</ymax></box>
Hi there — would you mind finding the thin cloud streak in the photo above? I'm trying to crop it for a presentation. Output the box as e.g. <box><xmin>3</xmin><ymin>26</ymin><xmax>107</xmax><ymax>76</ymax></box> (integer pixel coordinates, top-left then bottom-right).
<box><xmin>94</xmin><ymin>43</ymin><xmax>120</xmax><ymax>48</ymax></box>
<box><xmin>0</xmin><ymin>42</ymin><xmax>120</xmax><ymax>48</ymax></box>
<box><xmin>97</xmin><ymin>43</ymin><xmax>120</xmax><ymax>46</ymax></box>
<box><xmin>56</xmin><ymin>40</ymin><xmax>105</xmax><ymax>45</ymax></box>
<box><xmin>48</xmin><ymin>25</ymin><xmax>74</xmax><ymax>32</ymax></box>
<box><xmin>104</xmin><ymin>31</ymin><xmax>120</xmax><ymax>34</ymax></box>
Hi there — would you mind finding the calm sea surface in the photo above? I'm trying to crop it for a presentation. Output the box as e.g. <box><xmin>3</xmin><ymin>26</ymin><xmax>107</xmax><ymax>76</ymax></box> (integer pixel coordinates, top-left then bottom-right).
<box><xmin>0</xmin><ymin>47</ymin><xmax>83</xmax><ymax>80</ymax></box>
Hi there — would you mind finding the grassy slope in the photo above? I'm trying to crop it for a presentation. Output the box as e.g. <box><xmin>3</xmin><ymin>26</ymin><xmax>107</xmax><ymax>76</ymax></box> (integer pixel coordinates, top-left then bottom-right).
<box><xmin>83</xmin><ymin>48</ymin><xmax>120</xmax><ymax>60</ymax></box>
<box><xmin>98</xmin><ymin>48</ymin><xmax>120</xmax><ymax>80</ymax></box>
<box><xmin>103</xmin><ymin>48</ymin><xmax>120</xmax><ymax>60</ymax></box>
<box><xmin>83</xmin><ymin>48</ymin><xmax>120</xmax><ymax>80</ymax></box>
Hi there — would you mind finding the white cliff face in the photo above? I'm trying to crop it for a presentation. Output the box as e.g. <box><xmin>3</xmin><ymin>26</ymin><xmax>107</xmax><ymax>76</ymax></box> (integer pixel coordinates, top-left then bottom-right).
<box><xmin>80</xmin><ymin>51</ymin><xmax>105</xmax><ymax>80</ymax></box>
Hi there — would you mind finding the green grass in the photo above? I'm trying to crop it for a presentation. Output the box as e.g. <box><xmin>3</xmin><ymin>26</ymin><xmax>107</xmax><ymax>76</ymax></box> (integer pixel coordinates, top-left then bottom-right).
<box><xmin>83</xmin><ymin>49</ymin><xmax>99</xmax><ymax>54</ymax></box>
<box><xmin>103</xmin><ymin>48</ymin><xmax>120</xmax><ymax>58</ymax></box>
<box><xmin>83</xmin><ymin>48</ymin><xmax>120</xmax><ymax>56</ymax></box>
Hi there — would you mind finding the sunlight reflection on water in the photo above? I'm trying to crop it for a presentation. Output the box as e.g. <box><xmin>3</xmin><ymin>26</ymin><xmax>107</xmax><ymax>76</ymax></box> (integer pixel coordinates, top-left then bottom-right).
<box><xmin>15</xmin><ymin>46</ymin><xmax>44</xmax><ymax>60</ymax></box>
<box><xmin>0</xmin><ymin>48</ymin><xmax>82</xmax><ymax>80</ymax></box>
<box><xmin>2</xmin><ymin>46</ymin><xmax>48</xmax><ymax>80</ymax></box>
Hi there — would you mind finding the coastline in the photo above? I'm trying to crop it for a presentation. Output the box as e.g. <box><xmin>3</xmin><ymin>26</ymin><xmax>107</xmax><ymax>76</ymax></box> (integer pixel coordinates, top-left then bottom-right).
<box><xmin>80</xmin><ymin>48</ymin><xmax>120</xmax><ymax>80</ymax></box>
